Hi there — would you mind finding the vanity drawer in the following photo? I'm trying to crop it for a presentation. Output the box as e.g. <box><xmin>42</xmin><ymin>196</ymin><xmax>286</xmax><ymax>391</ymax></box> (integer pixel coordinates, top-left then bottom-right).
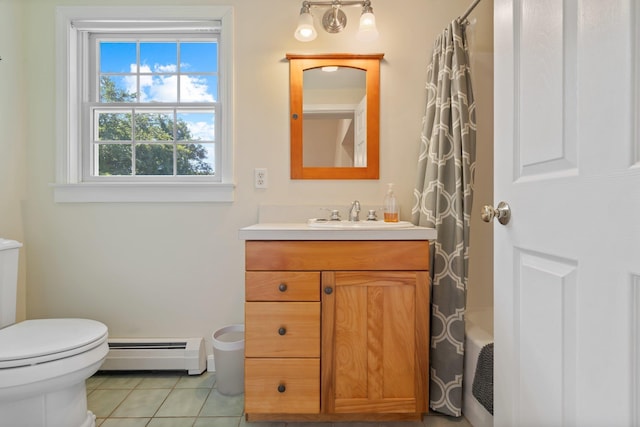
<box><xmin>245</xmin><ymin>271</ymin><xmax>320</xmax><ymax>301</ymax></box>
<box><xmin>245</xmin><ymin>358</ymin><xmax>320</xmax><ymax>414</ymax></box>
<box><xmin>245</xmin><ymin>302</ymin><xmax>320</xmax><ymax>357</ymax></box>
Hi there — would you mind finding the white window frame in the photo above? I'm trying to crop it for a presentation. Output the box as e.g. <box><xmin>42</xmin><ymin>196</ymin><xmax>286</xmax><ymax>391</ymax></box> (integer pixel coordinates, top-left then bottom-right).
<box><xmin>53</xmin><ymin>6</ymin><xmax>234</xmax><ymax>203</ymax></box>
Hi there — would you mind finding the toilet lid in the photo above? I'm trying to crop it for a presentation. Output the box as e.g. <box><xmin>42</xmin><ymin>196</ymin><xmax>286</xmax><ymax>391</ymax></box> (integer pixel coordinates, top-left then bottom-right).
<box><xmin>0</xmin><ymin>318</ymin><xmax>108</xmax><ymax>368</ymax></box>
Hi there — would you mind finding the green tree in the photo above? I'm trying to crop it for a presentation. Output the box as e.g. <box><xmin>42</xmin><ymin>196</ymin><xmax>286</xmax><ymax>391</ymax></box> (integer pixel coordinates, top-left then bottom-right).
<box><xmin>98</xmin><ymin>76</ymin><xmax>213</xmax><ymax>176</ymax></box>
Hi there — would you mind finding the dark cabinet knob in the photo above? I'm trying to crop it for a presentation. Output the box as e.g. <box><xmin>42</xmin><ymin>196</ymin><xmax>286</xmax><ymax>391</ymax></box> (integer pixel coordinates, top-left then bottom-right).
<box><xmin>324</xmin><ymin>286</ymin><xmax>333</xmax><ymax>295</ymax></box>
<box><xmin>278</xmin><ymin>283</ymin><xmax>287</xmax><ymax>292</ymax></box>
<box><xmin>277</xmin><ymin>384</ymin><xmax>286</xmax><ymax>393</ymax></box>
<box><xmin>278</xmin><ymin>327</ymin><xmax>287</xmax><ymax>336</ymax></box>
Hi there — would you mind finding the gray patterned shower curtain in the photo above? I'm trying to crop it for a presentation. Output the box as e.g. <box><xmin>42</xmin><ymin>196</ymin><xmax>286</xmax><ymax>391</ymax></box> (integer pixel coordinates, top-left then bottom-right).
<box><xmin>412</xmin><ymin>19</ymin><xmax>476</xmax><ymax>417</ymax></box>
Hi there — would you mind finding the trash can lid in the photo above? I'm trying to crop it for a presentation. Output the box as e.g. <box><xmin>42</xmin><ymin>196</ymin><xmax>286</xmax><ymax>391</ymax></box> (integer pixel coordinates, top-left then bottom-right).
<box><xmin>212</xmin><ymin>324</ymin><xmax>244</xmax><ymax>351</ymax></box>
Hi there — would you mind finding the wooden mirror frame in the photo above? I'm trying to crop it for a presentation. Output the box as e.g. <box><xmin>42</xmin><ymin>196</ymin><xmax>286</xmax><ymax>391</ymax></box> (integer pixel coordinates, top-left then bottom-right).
<box><xmin>287</xmin><ymin>53</ymin><xmax>384</xmax><ymax>179</ymax></box>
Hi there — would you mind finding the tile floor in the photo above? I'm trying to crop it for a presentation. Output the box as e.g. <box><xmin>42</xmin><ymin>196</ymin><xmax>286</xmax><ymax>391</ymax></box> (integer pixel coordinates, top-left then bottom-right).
<box><xmin>87</xmin><ymin>371</ymin><xmax>473</xmax><ymax>427</ymax></box>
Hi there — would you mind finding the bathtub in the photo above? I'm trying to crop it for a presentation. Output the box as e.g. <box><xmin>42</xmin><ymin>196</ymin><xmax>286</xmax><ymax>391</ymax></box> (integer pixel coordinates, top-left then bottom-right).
<box><xmin>463</xmin><ymin>307</ymin><xmax>494</xmax><ymax>427</ymax></box>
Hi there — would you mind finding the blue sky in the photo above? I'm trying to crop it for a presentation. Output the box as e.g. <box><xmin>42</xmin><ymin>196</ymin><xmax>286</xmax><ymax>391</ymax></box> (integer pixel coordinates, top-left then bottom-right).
<box><xmin>100</xmin><ymin>41</ymin><xmax>218</xmax><ymax>75</ymax></box>
<box><xmin>99</xmin><ymin>41</ymin><xmax>218</xmax><ymax>141</ymax></box>
<box><xmin>99</xmin><ymin>41</ymin><xmax>218</xmax><ymax>103</ymax></box>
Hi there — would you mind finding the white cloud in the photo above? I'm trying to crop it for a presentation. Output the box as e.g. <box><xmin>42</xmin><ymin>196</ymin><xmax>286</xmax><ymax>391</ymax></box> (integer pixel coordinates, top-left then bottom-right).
<box><xmin>125</xmin><ymin>63</ymin><xmax>213</xmax><ymax>103</ymax></box>
<box><xmin>180</xmin><ymin>78</ymin><xmax>214</xmax><ymax>102</ymax></box>
<box><xmin>187</xmin><ymin>121</ymin><xmax>215</xmax><ymax>141</ymax></box>
<box><xmin>156</xmin><ymin>64</ymin><xmax>177</xmax><ymax>73</ymax></box>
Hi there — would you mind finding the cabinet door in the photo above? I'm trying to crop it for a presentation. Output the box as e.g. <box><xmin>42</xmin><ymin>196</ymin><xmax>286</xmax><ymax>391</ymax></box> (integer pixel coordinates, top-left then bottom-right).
<box><xmin>321</xmin><ymin>271</ymin><xmax>429</xmax><ymax>414</ymax></box>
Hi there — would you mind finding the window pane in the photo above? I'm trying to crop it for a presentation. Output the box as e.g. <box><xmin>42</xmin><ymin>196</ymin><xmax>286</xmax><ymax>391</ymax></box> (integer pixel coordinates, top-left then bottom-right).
<box><xmin>100</xmin><ymin>76</ymin><xmax>137</xmax><ymax>103</ymax></box>
<box><xmin>135</xmin><ymin>144</ymin><xmax>174</xmax><ymax>175</ymax></box>
<box><xmin>140</xmin><ymin>42</ymin><xmax>177</xmax><ymax>72</ymax></box>
<box><xmin>177</xmin><ymin>143</ymin><xmax>215</xmax><ymax>175</ymax></box>
<box><xmin>135</xmin><ymin>112</ymin><xmax>174</xmax><ymax>141</ymax></box>
<box><xmin>100</xmin><ymin>42</ymin><xmax>136</xmax><ymax>73</ymax></box>
<box><xmin>140</xmin><ymin>75</ymin><xmax>178</xmax><ymax>103</ymax></box>
<box><xmin>180</xmin><ymin>42</ymin><xmax>217</xmax><ymax>72</ymax></box>
<box><xmin>177</xmin><ymin>112</ymin><xmax>215</xmax><ymax>141</ymax></box>
<box><xmin>98</xmin><ymin>144</ymin><xmax>132</xmax><ymax>175</ymax></box>
<box><xmin>97</xmin><ymin>112</ymin><xmax>132</xmax><ymax>141</ymax></box>
<box><xmin>180</xmin><ymin>75</ymin><xmax>217</xmax><ymax>102</ymax></box>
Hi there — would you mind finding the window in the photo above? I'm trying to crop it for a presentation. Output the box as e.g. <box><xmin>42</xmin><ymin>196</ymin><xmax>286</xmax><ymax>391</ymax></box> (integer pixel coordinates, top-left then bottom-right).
<box><xmin>93</xmin><ymin>37</ymin><xmax>219</xmax><ymax>178</ymax></box>
<box><xmin>54</xmin><ymin>6</ymin><xmax>234</xmax><ymax>202</ymax></box>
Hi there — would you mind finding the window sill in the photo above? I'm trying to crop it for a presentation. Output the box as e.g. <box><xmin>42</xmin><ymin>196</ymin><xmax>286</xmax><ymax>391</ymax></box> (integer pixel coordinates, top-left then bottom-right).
<box><xmin>51</xmin><ymin>182</ymin><xmax>235</xmax><ymax>203</ymax></box>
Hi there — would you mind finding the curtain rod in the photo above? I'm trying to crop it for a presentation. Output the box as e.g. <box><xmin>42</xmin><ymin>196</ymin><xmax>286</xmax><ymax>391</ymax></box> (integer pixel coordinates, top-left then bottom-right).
<box><xmin>458</xmin><ymin>0</ymin><xmax>482</xmax><ymax>22</ymax></box>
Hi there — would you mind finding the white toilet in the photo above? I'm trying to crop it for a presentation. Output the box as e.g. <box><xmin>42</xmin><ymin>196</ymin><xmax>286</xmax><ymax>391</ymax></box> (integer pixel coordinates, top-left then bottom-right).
<box><xmin>0</xmin><ymin>238</ymin><xmax>109</xmax><ymax>427</ymax></box>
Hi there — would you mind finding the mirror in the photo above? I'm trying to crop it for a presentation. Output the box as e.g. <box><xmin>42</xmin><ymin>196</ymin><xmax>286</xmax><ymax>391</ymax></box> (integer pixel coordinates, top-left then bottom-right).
<box><xmin>287</xmin><ymin>53</ymin><xmax>384</xmax><ymax>179</ymax></box>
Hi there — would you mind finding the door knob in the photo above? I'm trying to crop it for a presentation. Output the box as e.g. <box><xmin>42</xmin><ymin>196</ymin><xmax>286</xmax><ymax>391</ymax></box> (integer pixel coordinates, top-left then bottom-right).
<box><xmin>481</xmin><ymin>201</ymin><xmax>511</xmax><ymax>225</ymax></box>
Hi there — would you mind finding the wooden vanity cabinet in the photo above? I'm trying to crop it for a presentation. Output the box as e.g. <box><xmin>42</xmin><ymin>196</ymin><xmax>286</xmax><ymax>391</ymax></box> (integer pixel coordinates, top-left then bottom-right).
<box><xmin>244</xmin><ymin>240</ymin><xmax>430</xmax><ymax>422</ymax></box>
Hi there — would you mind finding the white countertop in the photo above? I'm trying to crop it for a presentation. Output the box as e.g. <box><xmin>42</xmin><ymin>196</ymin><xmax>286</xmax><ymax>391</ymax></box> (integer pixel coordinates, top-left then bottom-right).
<box><xmin>238</xmin><ymin>222</ymin><xmax>437</xmax><ymax>241</ymax></box>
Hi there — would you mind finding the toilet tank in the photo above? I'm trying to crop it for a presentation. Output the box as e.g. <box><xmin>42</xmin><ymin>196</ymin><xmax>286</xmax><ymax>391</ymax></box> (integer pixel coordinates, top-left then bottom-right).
<box><xmin>0</xmin><ymin>239</ymin><xmax>22</xmax><ymax>329</ymax></box>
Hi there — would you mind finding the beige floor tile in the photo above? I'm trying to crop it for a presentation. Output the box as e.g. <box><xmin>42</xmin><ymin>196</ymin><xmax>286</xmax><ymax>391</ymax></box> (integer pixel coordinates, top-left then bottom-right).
<box><xmin>100</xmin><ymin>418</ymin><xmax>150</xmax><ymax>427</ymax></box>
<box><xmin>147</xmin><ymin>417</ymin><xmax>197</xmax><ymax>427</ymax></box>
<box><xmin>111</xmin><ymin>388</ymin><xmax>171</xmax><ymax>417</ymax></box>
<box><xmin>136</xmin><ymin>374</ymin><xmax>181</xmax><ymax>389</ymax></box>
<box><xmin>87</xmin><ymin>388</ymin><xmax>132</xmax><ymax>418</ymax></box>
<box><xmin>175</xmin><ymin>371</ymin><xmax>217</xmax><ymax>389</ymax></box>
<box><xmin>193</xmin><ymin>416</ymin><xmax>242</xmax><ymax>427</ymax></box>
<box><xmin>156</xmin><ymin>387</ymin><xmax>211</xmax><ymax>417</ymax></box>
<box><xmin>96</xmin><ymin>374</ymin><xmax>143</xmax><ymax>389</ymax></box>
<box><xmin>237</xmin><ymin>418</ymin><xmax>284</xmax><ymax>427</ymax></box>
<box><xmin>88</xmin><ymin>372</ymin><xmax>474</xmax><ymax>427</ymax></box>
<box><xmin>199</xmin><ymin>389</ymin><xmax>244</xmax><ymax>417</ymax></box>
<box><xmin>86</xmin><ymin>375</ymin><xmax>108</xmax><ymax>390</ymax></box>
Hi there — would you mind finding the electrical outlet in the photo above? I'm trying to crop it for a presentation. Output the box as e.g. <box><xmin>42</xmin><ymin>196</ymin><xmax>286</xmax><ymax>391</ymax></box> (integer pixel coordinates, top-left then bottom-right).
<box><xmin>254</xmin><ymin>168</ymin><xmax>268</xmax><ymax>188</ymax></box>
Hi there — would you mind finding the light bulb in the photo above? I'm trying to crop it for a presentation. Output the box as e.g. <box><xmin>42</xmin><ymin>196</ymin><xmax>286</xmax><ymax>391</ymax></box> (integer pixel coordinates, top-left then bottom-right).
<box><xmin>294</xmin><ymin>11</ymin><xmax>317</xmax><ymax>42</ymax></box>
<box><xmin>356</xmin><ymin>12</ymin><xmax>378</xmax><ymax>42</ymax></box>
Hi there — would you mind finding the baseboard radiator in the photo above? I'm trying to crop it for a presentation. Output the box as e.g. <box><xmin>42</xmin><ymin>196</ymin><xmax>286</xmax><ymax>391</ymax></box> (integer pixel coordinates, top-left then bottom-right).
<box><xmin>101</xmin><ymin>338</ymin><xmax>206</xmax><ymax>375</ymax></box>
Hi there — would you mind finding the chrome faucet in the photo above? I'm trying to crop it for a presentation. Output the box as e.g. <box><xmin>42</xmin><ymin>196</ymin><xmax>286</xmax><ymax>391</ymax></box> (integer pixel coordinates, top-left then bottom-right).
<box><xmin>348</xmin><ymin>200</ymin><xmax>361</xmax><ymax>221</ymax></box>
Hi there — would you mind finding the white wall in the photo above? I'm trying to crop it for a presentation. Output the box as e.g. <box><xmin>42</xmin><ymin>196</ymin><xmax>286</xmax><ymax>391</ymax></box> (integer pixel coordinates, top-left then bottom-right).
<box><xmin>0</xmin><ymin>0</ymin><xmax>27</xmax><ymax>321</ymax></box>
<box><xmin>467</xmin><ymin>25</ymin><xmax>495</xmax><ymax>311</ymax></box>
<box><xmin>1</xmin><ymin>0</ymin><xmax>493</xmax><ymax>354</ymax></box>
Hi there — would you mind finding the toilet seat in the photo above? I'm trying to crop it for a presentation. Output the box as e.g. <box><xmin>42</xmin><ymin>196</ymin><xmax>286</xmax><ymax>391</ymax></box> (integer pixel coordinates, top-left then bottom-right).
<box><xmin>0</xmin><ymin>318</ymin><xmax>108</xmax><ymax>369</ymax></box>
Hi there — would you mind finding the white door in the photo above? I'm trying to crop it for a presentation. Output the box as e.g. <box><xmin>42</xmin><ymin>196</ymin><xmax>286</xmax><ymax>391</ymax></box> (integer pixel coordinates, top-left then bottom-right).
<box><xmin>354</xmin><ymin>95</ymin><xmax>367</xmax><ymax>167</ymax></box>
<box><xmin>493</xmin><ymin>1</ymin><xmax>640</xmax><ymax>426</ymax></box>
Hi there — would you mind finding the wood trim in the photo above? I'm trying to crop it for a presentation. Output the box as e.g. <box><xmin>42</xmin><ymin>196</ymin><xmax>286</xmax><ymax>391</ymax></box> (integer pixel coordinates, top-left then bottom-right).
<box><xmin>245</xmin><ymin>241</ymin><xmax>430</xmax><ymax>271</ymax></box>
<box><xmin>415</xmin><ymin>271</ymin><xmax>430</xmax><ymax>412</ymax></box>
<box><xmin>289</xmin><ymin>56</ymin><xmax>304</xmax><ymax>178</ymax></box>
<box><xmin>286</xmin><ymin>53</ymin><xmax>385</xmax><ymax>60</ymax></box>
<box><xmin>320</xmin><ymin>271</ymin><xmax>336</xmax><ymax>414</ymax></box>
<box><xmin>246</xmin><ymin>412</ymin><xmax>422</xmax><ymax>422</ymax></box>
<box><xmin>333</xmin><ymin>398</ymin><xmax>417</xmax><ymax>413</ymax></box>
<box><xmin>288</xmin><ymin>53</ymin><xmax>383</xmax><ymax>179</ymax></box>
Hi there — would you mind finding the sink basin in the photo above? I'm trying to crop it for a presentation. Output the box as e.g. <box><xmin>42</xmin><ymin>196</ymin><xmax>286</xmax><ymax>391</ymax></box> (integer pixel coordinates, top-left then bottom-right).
<box><xmin>307</xmin><ymin>219</ymin><xmax>415</xmax><ymax>229</ymax></box>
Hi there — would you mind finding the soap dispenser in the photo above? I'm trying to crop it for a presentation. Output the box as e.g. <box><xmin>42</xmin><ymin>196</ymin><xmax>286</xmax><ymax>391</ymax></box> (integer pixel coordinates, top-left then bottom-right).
<box><xmin>383</xmin><ymin>183</ymin><xmax>399</xmax><ymax>222</ymax></box>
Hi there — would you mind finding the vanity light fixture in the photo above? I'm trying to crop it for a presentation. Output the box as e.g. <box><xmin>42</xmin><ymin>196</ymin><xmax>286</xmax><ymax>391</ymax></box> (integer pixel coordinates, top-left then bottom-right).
<box><xmin>294</xmin><ymin>0</ymin><xmax>379</xmax><ymax>42</ymax></box>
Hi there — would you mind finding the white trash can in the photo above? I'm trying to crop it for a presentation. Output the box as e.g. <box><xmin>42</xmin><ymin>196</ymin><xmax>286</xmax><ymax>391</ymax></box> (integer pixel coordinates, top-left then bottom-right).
<box><xmin>212</xmin><ymin>324</ymin><xmax>245</xmax><ymax>395</ymax></box>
